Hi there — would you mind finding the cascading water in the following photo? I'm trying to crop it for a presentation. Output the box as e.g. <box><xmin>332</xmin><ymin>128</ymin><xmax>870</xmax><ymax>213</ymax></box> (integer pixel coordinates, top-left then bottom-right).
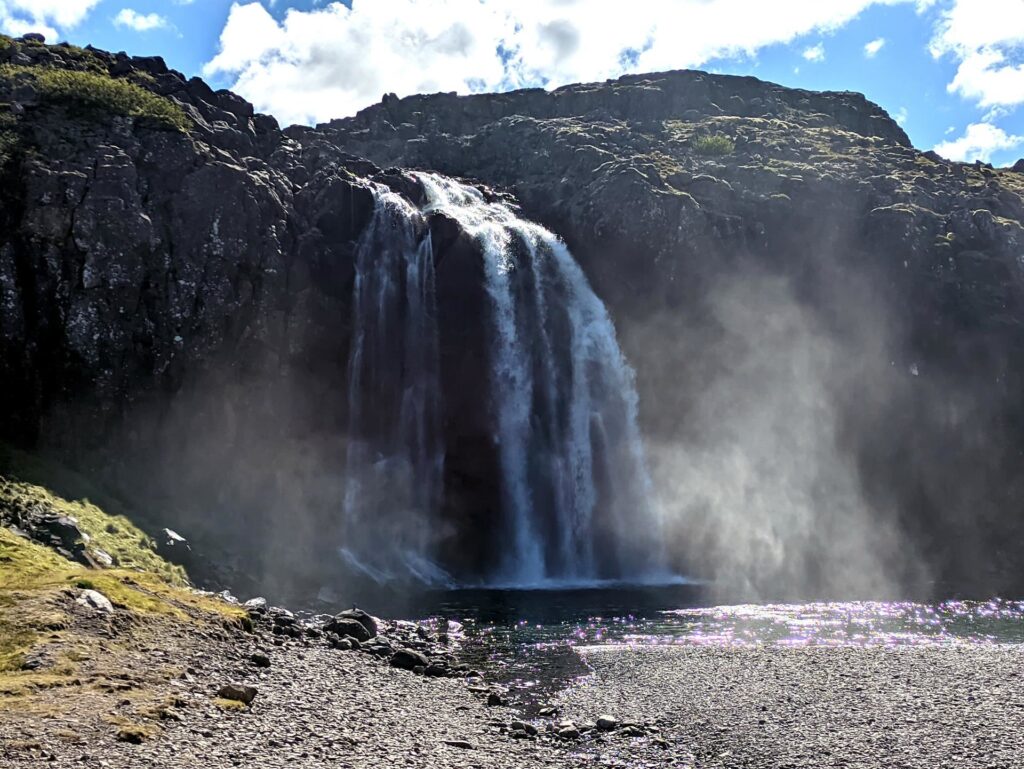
<box><xmin>415</xmin><ymin>173</ymin><xmax>668</xmax><ymax>586</ymax></box>
<box><xmin>339</xmin><ymin>185</ymin><xmax>450</xmax><ymax>585</ymax></box>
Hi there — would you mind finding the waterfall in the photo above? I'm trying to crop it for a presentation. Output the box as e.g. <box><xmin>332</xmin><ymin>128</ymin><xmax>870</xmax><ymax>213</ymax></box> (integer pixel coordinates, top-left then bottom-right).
<box><xmin>339</xmin><ymin>185</ymin><xmax>449</xmax><ymax>585</ymax></box>
<box><xmin>415</xmin><ymin>173</ymin><xmax>667</xmax><ymax>586</ymax></box>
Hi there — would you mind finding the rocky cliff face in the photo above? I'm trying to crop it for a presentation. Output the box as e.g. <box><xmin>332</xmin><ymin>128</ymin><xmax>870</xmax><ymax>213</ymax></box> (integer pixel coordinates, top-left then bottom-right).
<box><xmin>0</xmin><ymin>37</ymin><xmax>499</xmax><ymax>596</ymax></box>
<box><xmin>3</xmin><ymin>37</ymin><xmax>1024</xmax><ymax>599</ymax></box>
<box><xmin>322</xmin><ymin>69</ymin><xmax>1024</xmax><ymax>596</ymax></box>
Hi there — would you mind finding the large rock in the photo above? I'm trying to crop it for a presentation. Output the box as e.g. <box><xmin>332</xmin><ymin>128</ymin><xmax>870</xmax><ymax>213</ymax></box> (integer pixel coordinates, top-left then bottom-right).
<box><xmin>334</xmin><ymin>608</ymin><xmax>378</xmax><ymax>638</ymax></box>
<box><xmin>323</xmin><ymin>616</ymin><xmax>372</xmax><ymax>643</ymax></box>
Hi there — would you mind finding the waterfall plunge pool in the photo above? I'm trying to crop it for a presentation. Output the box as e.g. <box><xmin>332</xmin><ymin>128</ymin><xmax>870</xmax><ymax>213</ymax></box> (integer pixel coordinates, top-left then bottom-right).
<box><xmin>359</xmin><ymin>588</ymin><xmax>1024</xmax><ymax>710</ymax></box>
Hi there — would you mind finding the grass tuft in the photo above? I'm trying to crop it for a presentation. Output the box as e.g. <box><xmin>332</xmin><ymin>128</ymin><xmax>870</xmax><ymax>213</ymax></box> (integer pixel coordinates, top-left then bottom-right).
<box><xmin>692</xmin><ymin>133</ymin><xmax>735</xmax><ymax>156</ymax></box>
<box><xmin>214</xmin><ymin>697</ymin><xmax>249</xmax><ymax>712</ymax></box>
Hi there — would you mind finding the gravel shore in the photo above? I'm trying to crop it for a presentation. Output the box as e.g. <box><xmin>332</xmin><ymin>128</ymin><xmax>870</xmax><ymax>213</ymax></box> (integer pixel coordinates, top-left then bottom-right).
<box><xmin>559</xmin><ymin>643</ymin><xmax>1024</xmax><ymax>768</ymax></box>
<box><xmin>5</xmin><ymin>607</ymin><xmax>1023</xmax><ymax>768</ymax></box>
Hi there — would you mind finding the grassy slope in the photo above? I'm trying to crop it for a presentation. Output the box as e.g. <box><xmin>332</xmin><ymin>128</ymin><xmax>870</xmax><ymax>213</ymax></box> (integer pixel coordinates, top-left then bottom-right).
<box><xmin>0</xmin><ymin>448</ymin><xmax>247</xmax><ymax>701</ymax></box>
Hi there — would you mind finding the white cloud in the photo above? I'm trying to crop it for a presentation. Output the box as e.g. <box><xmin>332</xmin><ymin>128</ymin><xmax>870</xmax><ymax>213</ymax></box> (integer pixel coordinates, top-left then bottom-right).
<box><xmin>0</xmin><ymin>0</ymin><xmax>100</xmax><ymax>39</ymax></box>
<box><xmin>802</xmin><ymin>42</ymin><xmax>825</xmax><ymax>62</ymax></box>
<box><xmin>932</xmin><ymin>122</ymin><xmax>1024</xmax><ymax>162</ymax></box>
<box><xmin>204</xmin><ymin>0</ymin><xmax>928</xmax><ymax>126</ymax></box>
<box><xmin>893</xmin><ymin>106</ymin><xmax>908</xmax><ymax>125</ymax></box>
<box><xmin>929</xmin><ymin>0</ymin><xmax>1024</xmax><ymax>108</ymax></box>
<box><xmin>114</xmin><ymin>8</ymin><xmax>168</xmax><ymax>31</ymax></box>
<box><xmin>864</xmin><ymin>37</ymin><xmax>885</xmax><ymax>57</ymax></box>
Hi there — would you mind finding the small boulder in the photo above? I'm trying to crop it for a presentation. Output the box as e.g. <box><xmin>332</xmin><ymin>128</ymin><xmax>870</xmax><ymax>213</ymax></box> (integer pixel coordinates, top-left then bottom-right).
<box><xmin>335</xmin><ymin>608</ymin><xmax>378</xmax><ymax>638</ymax></box>
<box><xmin>76</xmin><ymin>589</ymin><xmax>113</xmax><ymax>614</ymax></box>
<box><xmin>250</xmin><ymin>653</ymin><xmax>271</xmax><ymax>668</ymax></box>
<box><xmin>244</xmin><ymin>597</ymin><xmax>267</xmax><ymax>613</ymax></box>
<box><xmin>217</xmin><ymin>684</ymin><xmax>257</xmax><ymax>705</ymax></box>
<box><xmin>510</xmin><ymin>720</ymin><xmax>537</xmax><ymax>736</ymax></box>
<box><xmin>390</xmin><ymin>648</ymin><xmax>429</xmax><ymax>670</ymax></box>
<box><xmin>596</xmin><ymin>714</ymin><xmax>619</xmax><ymax>731</ymax></box>
<box><xmin>486</xmin><ymin>691</ymin><xmax>504</xmax><ymax>707</ymax></box>
<box><xmin>19</xmin><ymin>32</ymin><xmax>45</xmax><ymax>44</ymax></box>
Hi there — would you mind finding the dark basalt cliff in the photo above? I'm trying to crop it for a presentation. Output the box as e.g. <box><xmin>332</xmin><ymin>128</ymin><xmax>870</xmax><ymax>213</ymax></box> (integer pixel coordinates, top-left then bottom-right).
<box><xmin>0</xmin><ymin>37</ymin><xmax>497</xmax><ymax>595</ymax></box>
<box><xmin>2</xmin><ymin>36</ymin><xmax>1024</xmax><ymax>598</ymax></box>
<box><xmin>322</xmin><ymin>71</ymin><xmax>1024</xmax><ymax>595</ymax></box>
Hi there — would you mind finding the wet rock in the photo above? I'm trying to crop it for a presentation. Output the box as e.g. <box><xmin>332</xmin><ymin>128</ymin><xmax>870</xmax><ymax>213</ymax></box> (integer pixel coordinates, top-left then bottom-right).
<box><xmin>390</xmin><ymin>648</ymin><xmax>429</xmax><ymax>670</ymax></box>
<box><xmin>217</xmin><ymin>684</ymin><xmax>258</xmax><ymax>705</ymax></box>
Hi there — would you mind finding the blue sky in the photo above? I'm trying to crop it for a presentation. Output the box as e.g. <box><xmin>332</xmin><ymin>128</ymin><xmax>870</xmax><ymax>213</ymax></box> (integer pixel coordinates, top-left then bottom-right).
<box><xmin>4</xmin><ymin>0</ymin><xmax>1023</xmax><ymax>165</ymax></box>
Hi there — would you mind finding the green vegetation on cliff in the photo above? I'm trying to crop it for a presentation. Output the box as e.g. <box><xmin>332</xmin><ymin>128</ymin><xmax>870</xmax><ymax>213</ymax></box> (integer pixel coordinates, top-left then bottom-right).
<box><xmin>0</xmin><ymin>41</ymin><xmax>190</xmax><ymax>132</ymax></box>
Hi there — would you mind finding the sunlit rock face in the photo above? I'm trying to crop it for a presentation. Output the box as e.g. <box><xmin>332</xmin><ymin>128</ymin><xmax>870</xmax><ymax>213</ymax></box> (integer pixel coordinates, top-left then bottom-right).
<box><xmin>3</xmin><ymin>41</ymin><xmax>1024</xmax><ymax>599</ymax></box>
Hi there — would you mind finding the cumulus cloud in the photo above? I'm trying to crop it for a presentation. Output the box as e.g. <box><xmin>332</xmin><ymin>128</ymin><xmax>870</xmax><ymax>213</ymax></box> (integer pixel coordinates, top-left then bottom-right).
<box><xmin>864</xmin><ymin>37</ymin><xmax>886</xmax><ymax>57</ymax></box>
<box><xmin>930</xmin><ymin>0</ymin><xmax>1024</xmax><ymax>108</ymax></box>
<box><xmin>204</xmin><ymin>0</ymin><xmax>927</xmax><ymax>126</ymax></box>
<box><xmin>802</xmin><ymin>42</ymin><xmax>825</xmax><ymax>62</ymax></box>
<box><xmin>933</xmin><ymin>122</ymin><xmax>1024</xmax><ymax>163</ymax></box>
<box><xmin>114</xmin><ymin>8</ymin><xmax>168</xmax><ymax>31</ymax></box>
<box><xmin>0</xmin><ymin>0</ymin><xmax>100</xmax><ymax>39</ymax></box>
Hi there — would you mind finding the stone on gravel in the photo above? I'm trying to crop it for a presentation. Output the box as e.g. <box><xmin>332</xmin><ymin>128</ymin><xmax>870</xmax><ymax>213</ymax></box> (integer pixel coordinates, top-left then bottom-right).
<box><xmin>324</xmin><ymin>617</ymin><xmax>371</xmax><ymax>643</ymax></box>
<box><xmin>334</xmin><ymin>608</ymin><xmax>378</xmax><ymax>638</ymax></box>
<box><xmin>250</xmin><ymin>653</ymin><xmax>271</xmax><ymax>668</ymax></box>
<box><xmin>390</xmin><ymin>648</ymin><xmax>429</xmax><ymax>670</ymax></box>
<box><xmin>441</xmin><ymin>740</ymin><xmax>474</xmax><ymax>749</ymax></box>
<box><xmin>596</xmin><ymin>714</ymin><xmax>619</xmax><ymax>731</ymax></box>
<box><xmin>217</xmin><ymin>684</ymin><xmax>258</xmax><ymax>705</ymax></box>
<box><xmin>486</xmin><ymin>691</ymin><xmax>504</xmax><ymax>707</ymax></box>
<box><xmin>329</xmin><ymin>636</ymin><xmax>353</xmax><ymax>651</ymax></box>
